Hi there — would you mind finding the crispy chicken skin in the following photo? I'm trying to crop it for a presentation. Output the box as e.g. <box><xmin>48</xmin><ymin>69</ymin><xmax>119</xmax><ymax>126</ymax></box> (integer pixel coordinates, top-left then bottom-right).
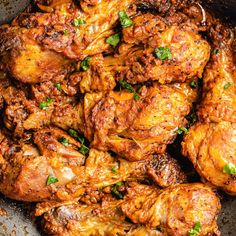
<box><xmin>40</xmin><ymin>183</ymin><xmax>220</xmax><ymax>236</ymax></box>
<box><xmin>182</xmin><ymin>42</ymin><xmax>236</xmax><ymax>194</ymax></box>
<box><xmin>41</xmin><ymin>196</ymin><xmax>161</xmax><ymax>236</ymax></box>
<box><xmin>0</xmin><ymin>127</ymin><xmax>186</xmax><ymax>202</ymax></box>
<box><xmin>121</xmin><ymin>183</ymin><xmax>220</xmax><ymax>236</ymax></box>
<box><xmin>82</xmin><ymin>82</ymin><xmax>197</xmax><ymax>161</ymax></box>
<box><xmin>67</xmin><ymin>16</ymin><xmax>211</xmax><ymax>92</ymax></box>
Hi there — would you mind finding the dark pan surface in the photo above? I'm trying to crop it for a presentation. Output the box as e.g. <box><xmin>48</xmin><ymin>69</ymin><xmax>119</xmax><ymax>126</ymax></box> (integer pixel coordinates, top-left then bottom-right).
<box><xmin>0</xmin><ymin>0</ymin><xmax>236</xmax><ymax>235</ymax></box>
<box><xmin>0</xmin><ymin>0</ymin><xmax>30</xmax><ymax>25</ymax></box>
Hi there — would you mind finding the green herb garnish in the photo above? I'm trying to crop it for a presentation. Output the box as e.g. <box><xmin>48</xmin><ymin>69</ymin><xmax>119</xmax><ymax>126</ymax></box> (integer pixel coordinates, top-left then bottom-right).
<box><xmin>62</xmin><ymin>29</ymin><xmax>68</xmax><ymax>35</ymax></box>
<box><xmin>118</xmin><ymin>11</ymin><xmax>133</xmax><ymax>28</ymax></box>
<box><xmin>111</xmin><ymin>165</ymin><xmax>118</xmax><ymax>174</ymax></box>
<box><xmin>46</xmin><ymin>174</ymin><xmax>59</xmax><ymax>185</ymax></box>
<box><xmin>188</xmin><ymin>222</ymin><xmax>201</xmax><ymax>236</ymax></box>
<box><xmin>39</xmin><ymin>98</ymin><xmax>53</xmax><ymax>110</ymax></box>
<box><xmin>79</xmin><ymin>145</ymin><xmax>90</xmax><ymax>156</ymax></box>
<box><xmin>80</xmin><ymin>57</ymin><xmax>92</xmax><ymax>71</ymax></box>
<box><xmin>119</xmin><ymin>80</ymin><xmax>141</xmax><ymax>101</ymax></box>
<box><xmin>68</xmin><ymin>129</ymin><xmax>89</xmax><ymax>155</ymax></box>
<box><xmin>213</xmin><ymin>48</ymin><xmax>220</xmax><ymax>55</ymax></box>
<box><xmin>58</xmin><ymin>136</ymin><xmax>69</xmax><ymax>146</ymax></box>
<box><xmin>73</xmin><ymin>18</ymin><xmax>86</xmax><ymax>27</ymax></box>
<box><xmin>177</xmin><ymin>126</ymin><xmax>188</xmax><ymax>135</ymax></box>
<box><xmin>190</xmin><ymin>80</ymin><xmax>197</xmax><ymax>89</ymax></box>
<box><xmin>55</xmin><ymin>83</ymin><xmax>62</xmax><ymax>92</ymax></box>
<box><xmin>111</xmin><ymin>182</ymin><xmax>124</xmax><ymax>199</ymax></box>
<box><xmin>224</xmin><ymin>82</ymin><xmax>231</xmax><ymax>90</ymax></box>
<box><xmin>154</xmin><ymin>47</ymin><xmax>172</xmax><ymax>60</ymax></box>
<box><xmin>223</xmin><ymin>163</ymin><xmax>236</xmax><ymax>175</ymax></box>
<box><xmin>185</xmin><ymin>111</ymin><xmax>197</xmax><ymax>126</ymax></box>
<box><xmin>106</xmin><ymin>34</ymin><xmax>120</xmax><ymax>47</ymax></box>
<box><xmin>133</xmin><ymin>93</ymin><xmax>140</xmax><ymax>101</ymax></box>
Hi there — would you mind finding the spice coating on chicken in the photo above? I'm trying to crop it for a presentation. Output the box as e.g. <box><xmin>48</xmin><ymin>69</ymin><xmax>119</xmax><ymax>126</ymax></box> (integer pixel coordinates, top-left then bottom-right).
<box><xmin>182</xmin><ymin>35</ymin><xmax>236</xmax><ymax>194</ymax></box>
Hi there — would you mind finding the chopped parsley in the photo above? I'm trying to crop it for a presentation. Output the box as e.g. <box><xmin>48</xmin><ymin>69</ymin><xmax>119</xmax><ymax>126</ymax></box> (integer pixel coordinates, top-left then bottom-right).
<box><xmin>111</xmin><ymin>182</ymin><xmax>124</xmax><ymax>199</ymax></box>
<box><xmin>188</xmin><ymin>222</ymin><xmax>201</xmax><ymax>236</ymax></box>
<box><xmin>106</xmin><ymin>33</ymin><xmax>120</xmax><ymax>47</ymax></box>
<box><xmin>223</xmin><ymin>163</ymin><xmax>236</xmax><ymax>175</ymax></box>
<box><xmin>68</xmin><ymin>129</ymin><xmax>90</xmax><ymax>155</ymax></box>
<box><xmin>111</xmin><ymin>165</ymin><xmax>118</xmax><ymax>174</ymax></box>
<box><xmin>46</xmin><ymin>174</ymin><xmax>59</xmax><ymax>185</ymax></box>
<box><xmin>133</xmin><ymin>93</ymin><xmax>140</xmax><ymax>101</ymax></box>
<box><xmin>79</xmin><ymin>145</ymin><xmax>90</xmax><ymax>156</ymax></box>
<box><xmin>73</xmin><ymin>18</ymin><xmax>86</xmax><ymax>27</ymax></box>
<box><xmin>119</xmin><ymin>80</ymin><xmax>141</xmax><ymax>101</ymax></box>
<box><xmin>55</xmin><ymin>83</ymin><xmax>62</xmax><ymax>92</ymax></box>
<box><xmin>119</xmin><ymin>11</ymin><xmax>133</xmax><ymax>28</ymax></box>
<box><xmin>177</xmin><ymin>126</ymin><xmax>188</xmax><ymax>135</ymax></box>
<box><xmin>190</xmin><ymin>80</ymin><xmax>197</xmax><ymax>89</ymax></box>
<box><xmin>39</xmin><ymin>97</ymin><xmax>53</xmax><ymax>110</ymax></box>
<box><xmin>58</xmin><ymin>136</ymin><xmax>69</xmax><ymax>146</ymax></box>
<box><xmin>185</xmin><ymin>111</ymin><xmax>197</xmax><ymax>126</ymax></box>
<box><xmin>213</xmin><ymin>48</ymin><xmax>220</xmax><ymax>55</ymax></box>
<box><xmin>224</xmin><ymin>82</ymin><xmax>231</xmax><ymax>90</ymax></box>
<box><xmin>80</xmin><ymin>57</ymin><xmax>92</xmax><ymax>71</ymax></box>
<box><xmin>154</xmin><ymin>47</ymin><xmax>172</xmax><ymax>60</ymax></box>
<box><xmin>62</xmin><ymin>29</ymin><xmax>68</xmax><ymax>35</ymax></box>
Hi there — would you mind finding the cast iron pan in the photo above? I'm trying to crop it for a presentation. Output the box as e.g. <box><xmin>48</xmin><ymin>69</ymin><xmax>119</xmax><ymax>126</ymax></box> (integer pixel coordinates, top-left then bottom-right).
<box><xmin>0</xmin><ymin>0</ymin><xmax>236</xmax><ymax>235</ymax></box>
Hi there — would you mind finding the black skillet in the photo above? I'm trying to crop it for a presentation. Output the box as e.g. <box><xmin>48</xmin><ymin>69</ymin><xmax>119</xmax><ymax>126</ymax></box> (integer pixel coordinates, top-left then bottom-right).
<box><xmin>0</xmin><ymin>0</ymin><xmax>236</xmax><ymax>235</ymax></box>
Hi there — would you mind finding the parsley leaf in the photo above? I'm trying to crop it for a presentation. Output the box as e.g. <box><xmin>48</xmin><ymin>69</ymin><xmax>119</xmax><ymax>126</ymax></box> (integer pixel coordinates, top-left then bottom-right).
<box><xmin>46</xmin><ymin>174</ymin><xmax>58</xmax><ymax>185</ymax></box>
<box><xmin>154</xmin><ymin>47</ymin><xmax>172</xmax><ymax>60</ymax></box>
<box><xmin>55</xmin><ymin>83</ymin><xmax>62</xmax><ymax>92</ymax></box>
<box><xmin>188</xmin><ymin>222</ymin><xmax>201</xmax><ymax>236</ymax></box>
<box><xmin>224</xmin><ymin>82</ymin><xmax>231</xmax><ymax>90</ymax></box>
<box><xmin>80</xmin><ymin>57</ymin><xmax>92</xmax><ymax>71</ymax></box>
<box><xmin>73</xmin><ymin>18</ymin><xmax>86</xmax><ymax>27</ymax></box>
<box><xmin>111</xmin><ymin>182</ymin><xmax>124</xmax><ymax>199</ymax></box>
<box><xmin>119</xmin><ymin>11</ymin><xmax>133</xmax><ymax>28</ymax></box>
<box><xmin>62</xmin><ymin>29</ymin><xmax>68</xmax><ymax>35</ymax></box>
<box><xmin>106</xmin><ymin>34</ymin><xmax>120</xmax><ymax>47</ymax></box>
<box><xmin>68</xmin><ymin>129</ymin><xmax>89</xmax><ymax>155</ymax></box>
<box><xmin>213</xmin><ymin>48</ymin><xmax>220</xmax><ymax>55</ymax></box>
<box><xmin>111</xmin><ymin>165</ymin><xmax>118</xmax><ymax>174</ymax></box>
<box><xmin>39</xmin><ymin>98</ymin><xmax>53</xmax><ymax>110</ymax></box>
<box><xmin>133</xmin><ymin>93</ymin><xmax>140</xmax><ymax>101</ymax></box>
<box><xmin>119</xmin><ymin>80</ymin><xmax>142</xmax><ymax>101</ymax></box>
<box><xmin>79</xmin><ymin>145</ymin><xmax>90</xmax><ymax>156</ymax></box>
<box><xmin>177</xmin><ymin>126</ymin><xmax>188</xmax><ymax>135</ymax></box>
<box><xmin>223</xmin><ymin>163</ymin><xmax>236</xmax><ymax>175</ymax></box>
<box><xmin>190</xmin><ymin>80</ymin><xmax>197</xmax><ymax>89</ymax></box>
<box><xmin>119</xmin><ymin>80</ymin><xmax>135</xmax><ymax>93</ymax></box>
<box><xmin>185</xmin><ymin>111</ymin><xmax>197</xmax><ymax>126</ymax></box>
<box><xmin>58</xmin><ymin>136</ymin><xmax>69</xmax><ymax>146</ymax></box>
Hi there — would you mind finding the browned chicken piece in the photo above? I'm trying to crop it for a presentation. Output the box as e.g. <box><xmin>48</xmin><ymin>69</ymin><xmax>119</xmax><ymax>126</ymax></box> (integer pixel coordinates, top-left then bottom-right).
<box><xmin>0</xmin><ymin>126</ymin><xmax>186</xmax><ymax>202</ymax></box>
<box><xmin>119</xmin><ymin>23</ymin><xmax>210</xmax><ymax>85</ymax></box>
<box><xmin>182</xmin><ymin>43</ymin><xmax>236</xmax><ymax>194</ymax></box>
<box><xmin>121</xmin><ymin>183</ymin><xmax>220</xmax><ymax>236</ymax></box>
<box><xmin>40</xmin><ymin>182</ymin><xmax>220</xmax><ymax>236</ymax></box>
<box><xmin>197</xmin><ymin>48</ymin><xmax>236</xmax><ymax>123</ymax></box>
<box><xmin>0</xmin><ymin>25</ymin><xmax>73</xmax><ymax>84</ymax></box>
<box><xmin>0</xmin><ymin>128</ymin><xmax>86</xmax><ymax>202</ymax></box>
<box><xmin>182</xmin><ymin>122</ymin><xmax>236</xmax><ymax>195</ymax></box>
<box><xmin>40</xmin><ymin>195</ymin><xmax>162</xmax><ymax>236</ymax></box>
<box><xmin>81</xmin><ymin>82</ymin><xmax>197</xmax><ymax>161</ymax></box>
<box><xmin>0</xmin><ymin>0</ymin><xmax>136</xmax><ymax>84</ymax></box>
<box><xmin>66</xmin><ymin>15</ymin><xmax>210</xmax><ymax>93</ymax></box>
